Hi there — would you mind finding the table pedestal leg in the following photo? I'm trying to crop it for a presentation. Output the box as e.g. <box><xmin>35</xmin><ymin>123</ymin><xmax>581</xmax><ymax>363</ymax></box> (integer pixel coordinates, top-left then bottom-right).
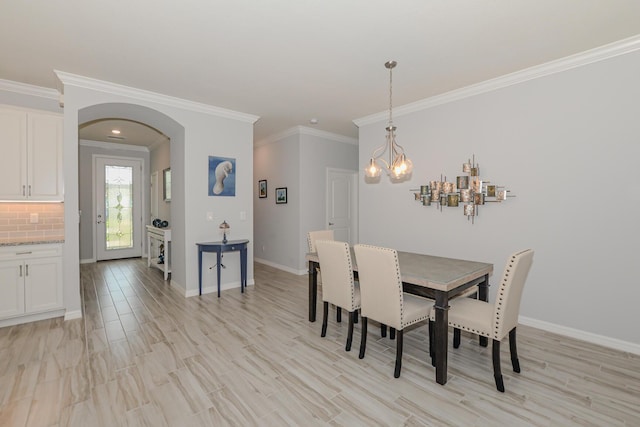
<box><xmin>198</xmin><ymin>249</ymin><xmax>203</xmax><ymax>296</ymax></box>
<box><xmin>434</xmin><ymin>292</ymin><xmax>450</xmax><ymax>385</ymax></box>
<box><xmin>309</xmin><ymin>261</ymin><xmax>318</xmax><ymax>322</ymax></box>
<box><xmin>216</xmin><ymin>251</ymin><xmax>222</xmax><ymax>298</ymax></box>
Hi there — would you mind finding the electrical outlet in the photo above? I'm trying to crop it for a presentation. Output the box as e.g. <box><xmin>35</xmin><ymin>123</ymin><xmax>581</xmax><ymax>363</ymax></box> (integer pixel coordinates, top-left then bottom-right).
<box><xmin>30</xmin><ymin>213</ymin><xmax>38</xmax><ymax>224</ymax></box>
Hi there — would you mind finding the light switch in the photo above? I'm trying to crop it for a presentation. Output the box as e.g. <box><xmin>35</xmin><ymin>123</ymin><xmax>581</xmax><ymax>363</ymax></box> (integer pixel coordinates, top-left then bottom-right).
<box><xmin>240</xmin><ymin>211</ymin><xmax>247</xmax><ymax>220</ymax></box>
<box><xmin>30</xmin><ymin>213</ymin><xmax>38</xmax><ymax>224</ymax></box>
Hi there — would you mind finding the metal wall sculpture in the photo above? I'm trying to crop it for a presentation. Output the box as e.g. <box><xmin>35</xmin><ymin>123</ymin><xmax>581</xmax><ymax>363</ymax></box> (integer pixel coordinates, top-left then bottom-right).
<box><xmin>410</xmin><ymin>155</ymin><xmax>513</xmax><ymax>223</ymax></box>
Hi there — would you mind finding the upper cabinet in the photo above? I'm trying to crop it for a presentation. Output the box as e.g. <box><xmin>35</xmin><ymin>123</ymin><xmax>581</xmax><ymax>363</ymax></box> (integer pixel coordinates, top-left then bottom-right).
<box><xmin>0</xmin><ymin>106</ymin><xmax>63</xmax><ymax>201</ymax></box>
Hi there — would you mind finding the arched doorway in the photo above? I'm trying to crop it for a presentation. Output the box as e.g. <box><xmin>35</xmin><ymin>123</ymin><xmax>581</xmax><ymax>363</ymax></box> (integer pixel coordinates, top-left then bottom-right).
<box><xmin>77</xmin><ymin>102</ymin><xmax>185</xmax><ymax>281</ymax></box>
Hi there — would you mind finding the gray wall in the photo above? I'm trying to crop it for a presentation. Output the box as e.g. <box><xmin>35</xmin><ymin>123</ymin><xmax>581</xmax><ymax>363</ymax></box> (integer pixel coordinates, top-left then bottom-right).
<box><xmin>357</xmin><ymin>46</ymin><xmax>640</xmax><ymax>349</ymax></box>
<box><xmin>150</xmin><ymin>140</ymin><xmax>171</xmax><ymax>223</ymax></box>
<box><xmin>254</xmin><ymin>127</ymin><xmax>358</xmax><ymax>273</ymax></box>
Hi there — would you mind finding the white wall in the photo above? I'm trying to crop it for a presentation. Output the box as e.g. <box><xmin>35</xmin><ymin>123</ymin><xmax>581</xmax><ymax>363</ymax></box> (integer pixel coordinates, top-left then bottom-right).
<box><xmin>57</xmin><ymin>74</ymin><xmax>258</xmax><ymax>310</ymax></box>
<box><xmin>254</xmin><ymin>126</ymin><xmax>358</xmax><ymax>273</ymax></box>
<box><xmin>356</xmin><ymin>44</ymin><xmax>640</xmax><ymax>350</ymax></box>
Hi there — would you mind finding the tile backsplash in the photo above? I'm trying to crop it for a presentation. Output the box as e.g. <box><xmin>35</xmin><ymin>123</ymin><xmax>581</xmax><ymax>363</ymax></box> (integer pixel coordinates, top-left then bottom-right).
<box><xmin>0</xmin><ymin>203</ymin><xmax>64</xmax><ymax>242</ymax></box>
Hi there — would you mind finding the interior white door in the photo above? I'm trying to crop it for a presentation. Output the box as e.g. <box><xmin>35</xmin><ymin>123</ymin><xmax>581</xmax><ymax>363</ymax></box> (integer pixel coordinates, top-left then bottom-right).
<box><xmin>326</xmin><ymin>168</ymin><xmax>358</xmax><ymax>245</ymax></box>
<box><xmin>95</xmin><ymin>156</ymin><xmax>143</xmax><ymax>260</ymax></box>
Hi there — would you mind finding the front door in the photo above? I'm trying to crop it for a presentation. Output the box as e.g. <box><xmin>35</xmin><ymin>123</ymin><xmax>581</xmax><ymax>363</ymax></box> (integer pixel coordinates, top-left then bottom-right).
<box><xmin>326</xmin><ymin>168</ymin><xmax>358</xmax><ymax>245</ymax></box>
<box><xmin>95</xmin><ymin>156</ymin><xmax>143</xmax><ymax>260</ymax></box>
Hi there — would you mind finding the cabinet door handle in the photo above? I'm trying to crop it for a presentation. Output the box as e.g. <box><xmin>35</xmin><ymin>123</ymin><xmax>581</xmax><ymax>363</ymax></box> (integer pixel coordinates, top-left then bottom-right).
<box><xmin>25</xmin><ymin>265</ymin><xmax>29</xmax><ymax>276</ymax></box>
<box><xmin>16</xmin><ymin>251</ymin><xmax>32</xmax><ymax>255</ymax></box>
<box><xmin>19</xmin><ymin>265</ymin><xmax>22</xmax><ymax>277</ymax></box>
<box><xmin>22</xmin><ymin>185</ymin><xmax>26</xmax><ymax>196</ymax></box>
<box><xmin>28</xmin><ymin>185</ymin><xmax>31</xmax><ymax>196</ymax></box>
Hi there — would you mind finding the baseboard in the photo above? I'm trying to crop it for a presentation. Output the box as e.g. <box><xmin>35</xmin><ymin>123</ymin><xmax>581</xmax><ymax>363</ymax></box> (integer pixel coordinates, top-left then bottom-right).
<box><xmin>519</xmin><ymin>316</ymin><xmax>640</xmax><ymax>356</ymax></box>
<box><xmin>64</xmin><ymin>309</ymin><xmax>83</xmax><ymax>320</ymax></box>
<box><xmin>0</xmin><ymin>309</ymin><xmax>66</xmax><ymax>328</ymax></box>
<box><xmin>254</xmin><ymin>257</ymin><xmax>307</xmax><ymax>275</ymax></box>
<box><xmin>80</xmin><ymin>258</ymin><xmax>96</xmax><ymax>264</ymax></box>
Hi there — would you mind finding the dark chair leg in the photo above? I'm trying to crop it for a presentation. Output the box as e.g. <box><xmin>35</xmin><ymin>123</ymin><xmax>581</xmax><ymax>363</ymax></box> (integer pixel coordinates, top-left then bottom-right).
<box><xmin>381</xmin><ymin>324</ymin><xmax>387</xmax><ymax>338</ymax></box>
<box><xmin>390</xmin><ymin>327</ymin><xmax>396</xmax><ymax>340</ymax></box>
<box><xmin>509</xmin><ymin>327</ymin><xmax>520</xmax><ymax>373</ymax></box>
<box><xmin>453</xmin><ymin>328</ymin><xmax>461</xmax><ymax>348</ymax></box>
<box><xmin>359</xmin><ymin>317</ymin><xmax>368</xmax><ymax>359</ymax></box>
<box><xmin>354</xmin><ymin>310</ymin><xmax>358</xmax><ymax>324</ymax></box>
<box><xmin>429</xmin><ymin>320</ymin><xmax>435</xmax><ymax>366</ymax></box>
<box><xmin>336</xmin><ymin>307</ymin><xmax>342</xmax><ymax>323</ymax></box>
<box><xmin>394</xmin><ymin>329</ymin><xmax>404</xmax><ymax>378</ymax></box>
<box><xmin>321</xmin><ymin>301</ymin><xmax>329</xmax><ymax>337</ymax></box>
<box><xmin>493</xmin><ymin>339</ymin><xmax>505</xmax><ymax>392</ymax></box>
<box><xmin>346</xmin><ymin>311</ymin><xmax>355</xmax><ymax>352</ymax></box>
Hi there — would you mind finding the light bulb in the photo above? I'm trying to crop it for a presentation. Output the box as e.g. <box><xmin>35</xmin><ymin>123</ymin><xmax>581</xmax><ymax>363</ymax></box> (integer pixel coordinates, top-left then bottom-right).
<box><xmin>364</xmin><ymin>158</ymin><xmax>382</xmax><ymax>178</ymax></box>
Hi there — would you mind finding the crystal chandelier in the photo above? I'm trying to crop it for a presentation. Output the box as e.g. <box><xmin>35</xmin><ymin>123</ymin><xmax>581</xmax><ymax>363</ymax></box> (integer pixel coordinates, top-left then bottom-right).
<box><xmin>364</xmin><ymin>60</ymin><xmax>413</xmax><ymax>181</ymax></box>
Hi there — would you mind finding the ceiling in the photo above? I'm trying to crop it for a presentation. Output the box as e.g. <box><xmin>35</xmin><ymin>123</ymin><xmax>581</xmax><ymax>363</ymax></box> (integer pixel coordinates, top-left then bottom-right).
<box><xmin>2</xmin><ymin>1</ymin><xmax>640</xmax><ymax>146</ymax></box>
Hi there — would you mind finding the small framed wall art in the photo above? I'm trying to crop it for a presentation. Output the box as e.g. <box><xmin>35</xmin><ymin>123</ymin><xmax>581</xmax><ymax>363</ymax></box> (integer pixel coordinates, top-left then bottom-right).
<box><xmin>275</xmin><ymin>187</ymin><xmax>287</xmax><ymax>204</ymax></box>
<box><xmin>258</xmin><ymin>180</ymin><xmax>267</xmax><ymax>198</ymax></box>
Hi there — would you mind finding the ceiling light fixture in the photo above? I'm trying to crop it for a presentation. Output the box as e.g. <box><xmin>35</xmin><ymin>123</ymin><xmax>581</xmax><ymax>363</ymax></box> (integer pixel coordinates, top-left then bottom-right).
<box><xmin>111</xmin><ymin>129</ymin><xmax>121</xmax><ymax>135</ymax></box>
<box><xmin>364</xmin><ymin>60</ymin><xmax>413</xmax><ymax>182</ymax></box>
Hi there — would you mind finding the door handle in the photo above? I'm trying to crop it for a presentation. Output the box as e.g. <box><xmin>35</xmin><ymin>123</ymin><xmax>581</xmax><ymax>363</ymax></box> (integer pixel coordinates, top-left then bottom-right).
<box><xmin>329</xmin><ymin>222</ymin><xmax>334</xmax><ymax>226</ymax></box>
<box><xmin>97</xmin><ymin>214</ymin><xmax>103</xmax><ymax>224</ymax></box>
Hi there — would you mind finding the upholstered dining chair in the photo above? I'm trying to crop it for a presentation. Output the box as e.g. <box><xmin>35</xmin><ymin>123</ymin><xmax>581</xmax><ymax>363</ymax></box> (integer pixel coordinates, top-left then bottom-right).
<box><xmin>434</xmin><ymin>249</ymin><xmax>534</xmax><ymax>392</ymax></box>
<box><xmin>307</xmin><ymin>230</ymin><xmax>341</xmax><ymax>321</ymax></box>
<box><xmin>315</xmin><ymin>240</ymin><xmax>360</xmax><ymax>351</ymax></box>
<box><xmin>307</xmin><ymin>230</ymin><xmax>334</xmax><ymax>253</ymax></box>
<box><xmin>353</xmin><ymin>244</ymin><xmax>433</xmax><ymax>378</ymax></box>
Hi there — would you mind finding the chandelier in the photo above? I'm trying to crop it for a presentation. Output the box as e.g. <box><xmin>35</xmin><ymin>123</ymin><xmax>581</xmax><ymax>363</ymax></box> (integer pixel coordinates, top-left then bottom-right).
<box><xmin>364</xmin><ymin>60</ymin><xmax>413</xmax><ymax>181</ymax></box>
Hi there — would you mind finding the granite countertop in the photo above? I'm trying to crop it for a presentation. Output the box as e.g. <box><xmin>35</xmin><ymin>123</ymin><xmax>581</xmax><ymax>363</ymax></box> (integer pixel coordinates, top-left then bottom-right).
<box><xmin>0</xmin><ymin>237</ymin><xmax>65</xmax><ymax>247</ymax></box>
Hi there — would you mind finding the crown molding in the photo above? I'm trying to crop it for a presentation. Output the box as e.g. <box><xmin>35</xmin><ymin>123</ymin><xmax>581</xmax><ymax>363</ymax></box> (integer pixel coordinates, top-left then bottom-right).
<box><xmin>54</xmin><ymin>71</ymin><xmax>260</xmax><ymax>124</ymax></box>
<box><xmin>80</xmin><ymin>139</ymin><xmax>150</xmax><ymax>153</ymax></box>
<box><xmin>255</xmin><ymin>125</ymin><xmax>357</xmax><ymax>147</ymax></box>
<box><xmin>0</xmin><ymin>78</ymin><xmax>59</xmax><ymax>100</ymax></box>
<box><xmin>354</xmin><ymin>35</ymin><xmax>640</xmax><ymax>127</ymax></box>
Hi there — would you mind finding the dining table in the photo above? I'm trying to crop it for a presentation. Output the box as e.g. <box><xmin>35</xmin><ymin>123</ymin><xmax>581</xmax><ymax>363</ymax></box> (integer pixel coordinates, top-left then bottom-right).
<box><xmin>306</xmin><ymin>249</ymin><xmax>493</xmax><ymax>385</ymax></box>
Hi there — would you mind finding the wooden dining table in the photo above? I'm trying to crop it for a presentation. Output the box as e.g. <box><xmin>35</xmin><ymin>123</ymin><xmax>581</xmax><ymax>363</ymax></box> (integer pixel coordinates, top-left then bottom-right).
<box><xmin>306</xmin><ymin>249</ymin><xmax>493</xmax><ymax>385</ymax></box>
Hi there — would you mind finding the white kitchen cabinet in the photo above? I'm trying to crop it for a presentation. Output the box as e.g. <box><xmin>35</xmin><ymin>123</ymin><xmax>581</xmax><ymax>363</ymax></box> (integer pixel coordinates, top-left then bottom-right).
<box><xmin>0</xmin><ymin>105</ymin><xmax>63</xmax><ymax>201</ymax></box>
<box><xmin>0</xmin><ymin>245</ymin><xmax>63</xmax><ymax>320</ymax></box>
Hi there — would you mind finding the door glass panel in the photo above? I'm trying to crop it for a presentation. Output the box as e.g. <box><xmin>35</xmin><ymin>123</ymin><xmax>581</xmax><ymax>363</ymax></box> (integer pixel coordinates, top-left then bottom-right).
<box><xmin>105</xmin><ymin>165</ymin><xmax>134</xmax><ymax>250</ymax></box>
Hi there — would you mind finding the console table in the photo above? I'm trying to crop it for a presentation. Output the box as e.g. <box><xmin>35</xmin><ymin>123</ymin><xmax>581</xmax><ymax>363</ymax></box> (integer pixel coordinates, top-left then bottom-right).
<box><xmin>146</xmin><ymin>225</ymin><xmax>171</xmax><ymax>280</ymax></box>
<box><xmin>196</xmin><ymin>239</ymin><xmax>249</xmax><ymax>297</ymax></box>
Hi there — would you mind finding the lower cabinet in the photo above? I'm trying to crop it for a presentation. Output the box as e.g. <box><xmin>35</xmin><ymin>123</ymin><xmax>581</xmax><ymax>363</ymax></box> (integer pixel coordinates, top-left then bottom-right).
<box><xmin>0</xmin><ymin>245</ymin><xmax>63</xmax><ymax>320</ymax></box>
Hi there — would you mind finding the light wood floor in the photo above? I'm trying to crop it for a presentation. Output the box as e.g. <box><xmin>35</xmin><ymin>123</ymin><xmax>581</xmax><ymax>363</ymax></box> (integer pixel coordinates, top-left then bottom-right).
<box><xmin>0</xmin><ymin>259</ymin><xmax>639</xmax><ymax>426</ymax></box>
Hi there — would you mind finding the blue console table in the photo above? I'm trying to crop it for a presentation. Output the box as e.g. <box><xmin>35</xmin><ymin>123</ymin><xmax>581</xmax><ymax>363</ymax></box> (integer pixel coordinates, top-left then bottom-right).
<box><xmin>196</xmin><ymin>239</ymin><xmax>249</xmax><ymax>297</ymax></box>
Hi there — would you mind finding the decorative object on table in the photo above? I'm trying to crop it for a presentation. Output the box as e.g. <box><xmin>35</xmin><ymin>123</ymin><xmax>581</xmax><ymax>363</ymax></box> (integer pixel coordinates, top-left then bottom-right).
<box><xmin>258</xmin><ymin>180</ymin><xmax>267</xmax><ymax>198</ymax></box>
<box><xmin>152</xmin><ymin>218</ymin><xmax>169</xmax><ymax>228</ymax></box>
<box><xmin>410</xmin><ymin>155</ymin><xmax>514</xmax><ymax>224</ymax></box>
<box><xmin>208</xmin><ymin>156</ymin><xmax>236</xmax><ymax>196</ymax></box>
<box><xmin>158</xmin><ymin>243</ymin><xmax>165</xmax><ymax>264</ymax></box>
<box><xmin>363</xmin><ymin>60</ymin><xmax>412</xmax><ymax>183</ymax></box>
<box><xmin>275</xmin><ymin>187</ymin><xmax>287</xmax><ymax>204</ymax></box>
<box><xmin>219</xmin><ymin>220</ymin><xmax>230</xmax><ymax>243</ymax></box>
